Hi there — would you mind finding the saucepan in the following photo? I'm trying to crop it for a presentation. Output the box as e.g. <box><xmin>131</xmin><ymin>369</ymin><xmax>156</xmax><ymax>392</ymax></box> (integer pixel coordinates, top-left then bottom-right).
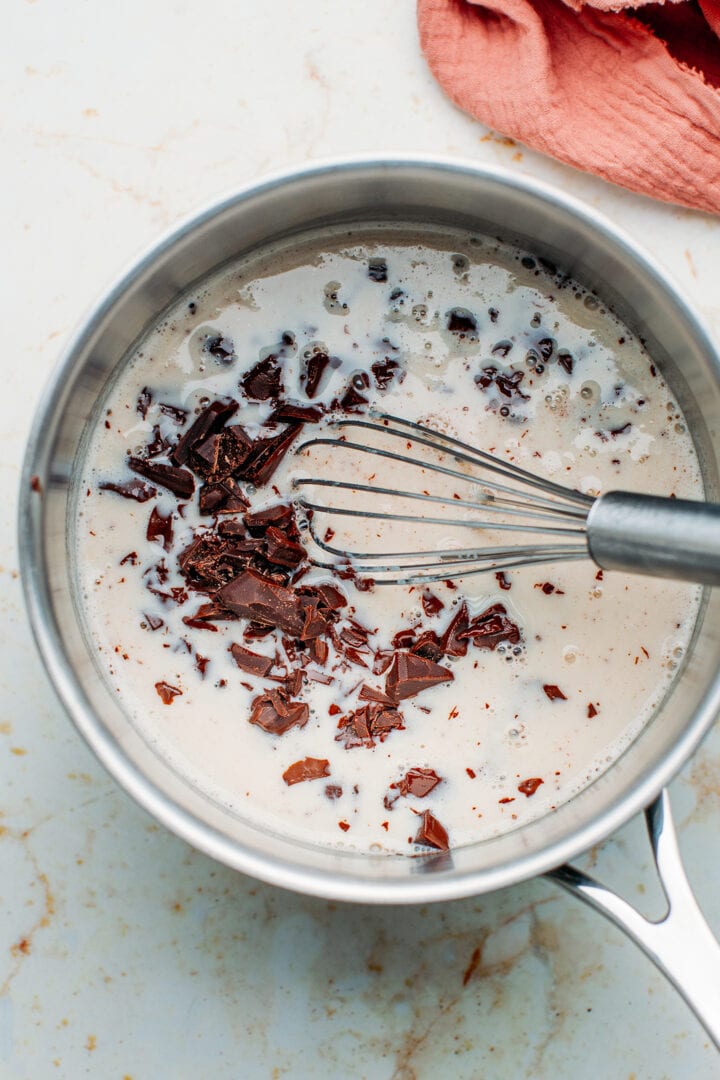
<box><xmin>18</xmin><ymin>157</ymin><xmax>720</xmax><ymax>1044</ymax></box>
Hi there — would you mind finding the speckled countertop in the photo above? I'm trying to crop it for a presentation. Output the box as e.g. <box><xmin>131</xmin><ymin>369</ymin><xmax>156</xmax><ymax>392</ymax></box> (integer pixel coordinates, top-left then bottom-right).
<box><xmin>3</xmin><ymin>2</ymin><xmax>720</xmax><ymax>1077</ymax></box>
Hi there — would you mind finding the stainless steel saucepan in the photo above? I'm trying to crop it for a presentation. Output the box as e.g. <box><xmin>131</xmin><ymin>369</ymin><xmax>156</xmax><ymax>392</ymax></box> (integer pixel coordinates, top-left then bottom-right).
<box><xmin>18</xmin><ymin>157</ymin><xmax>720</xmax><ymax>1044</ymax></box>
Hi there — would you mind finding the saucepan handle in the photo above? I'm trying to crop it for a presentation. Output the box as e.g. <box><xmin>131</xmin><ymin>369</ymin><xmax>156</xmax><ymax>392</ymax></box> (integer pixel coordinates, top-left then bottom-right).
<box><xmin>547</xmin><ymin>789</ymin><xmax>720</xmax><ymax>1047</ymax></box>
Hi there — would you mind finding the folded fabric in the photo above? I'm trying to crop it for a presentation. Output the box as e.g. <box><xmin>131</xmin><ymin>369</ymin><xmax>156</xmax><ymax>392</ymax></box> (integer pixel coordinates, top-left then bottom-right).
<box><xmin>418</xmin><ymin>0</ymin><xmax>720</xmax><ymax>214</ymax></box>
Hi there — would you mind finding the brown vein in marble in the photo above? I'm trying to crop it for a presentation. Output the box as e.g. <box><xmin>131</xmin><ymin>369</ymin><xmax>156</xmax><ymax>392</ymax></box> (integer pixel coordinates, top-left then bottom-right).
<box><xmin>0</xmin><ymin>824</ymin><xmax>56</xmax><ymax>997</ymax></box>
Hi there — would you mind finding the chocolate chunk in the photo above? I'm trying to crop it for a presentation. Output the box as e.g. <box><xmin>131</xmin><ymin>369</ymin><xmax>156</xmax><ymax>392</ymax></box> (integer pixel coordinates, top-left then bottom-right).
<box><xmin>446</xmin><ymin>308</ymin><xmax>478</xmax><ymax>338</ymax></box>
<box><xmin>325</xmin><ymin>784</ymin><xmax>343</xmax><ymax>800</ymax></box>
<box><xmin>397</xmin><ymin>767</ymin><xmax>442</xmax><ymax>798</ymax></box>
<box><xmin>358</xmin><ymin>683</ymin><xmax>396</xmax><ymax>705</ymax></box>
<box><xmin>143</xmin><ymin>613</ymin><xmax>164</xmax><ymax>631</ymax></box>
<box><xmin>238</xmin><ymin>424</ymin><xmax>302</xmax><ymax>486</ymax></box>
<box><xmin>336</xmin><ymin>371</ymin><xmax>370</xmax><ymax>412</ymax></box>
<box><xmin>411</xmin><ymin>631</ymin><xmax>444</xmax><ymax>663</ymax></box>
<box><xmin>558</xmin><ymin>351</ymin><xmax>574</xmax><ymax>375</ymax></box>
<box><xmin>217</xmin><ymin>569</ymin><xmax>327</xmax><ymax>640</ymax></box>
<box><xmin>282</xmin><ymin>757</ymin><xmax>330</xmax><ymax>786</ymax></box>
<box><xmin>535</xmin><ymin>582</ymin><xmax>564</xmax><ymax>596</ymax></box>
<box><xmin>495</xmin><ymin>571</ymin><xmax>511</xmax><ymax>591</ymax></box>
<box><xmin>128</xmin><ymin>457</ymin><xmax>195</xmax><ymax>500</ymax></box>
<box><xmin>335</xmin><ymin>703</ymin><xmax>404</xmax><ymax>748</ymax></box>
<box><xmin>248</xmin><ymin>689</ymin><xmax>309</xmax><ymax>735</ymax></box>
<box><xmin>301</xmin><ymin>350</ymin><xmax>330</xmax><ymax>399</ymax></box>
<box><xmin>240</xmin><ymin>355</ymin><xmax>283</xmax><ymax>402</ymax></box>
<box><xmin>588</xmin><ymin>703</ymin><xmax>598</xmax><ymax>718</ymax></box>
<box><xmin>155</xmin><ymin>681</ymin><xmax>182</xmax><ymax>704</ymax></box>
<box><xmin>421</xmin><ymin>591</ymin><xmax>444</xmax><ymax>617</ymax></box>
<box><xmin>179</xmin><ymin>534</ymin><xmax>251</xmax><ymax>589</ymax></box>
<box><xmin>543</xmin><ymin>684</ymin><xmax>567</xmax><ymax>701</ymax></box>
<box><xmin>459</xmin><ymin>603</ymin><xmax>520</xmax><ymax>651</ymax></box>
<box><xmin>385</xmin><ymin>651</ymin><xmax>453</xmax><ymax>702</ymax></box>
<box><xmin>159</xmin><ymin>403</ymin><xmax>188</xmax><ymax>424</ymax></box>
<box><xmin>440</xmin><ymin>603</ymin><xmax>470</xmax><ymax>658</ymax></box>
<box><xmin>146</xmin><ymin>507</ymin><xmax>174</xmax><ymax>551</ymax></box>
<box><xmin>192</xmin><ymin>426</ymin><xmax>253</xmax><ymax>480</ymax></box>
<box><xmin>414</xmin><ymin>809</ymin><xmax>449</xmax><ymax>851</ymax></box>
<box><xmin>491</xmin><ymin>340</ymin><xmax>513</xmax><ymax>358</ymax></box>
<box><xmin>475</xmin><ymin>366</ymin><xmax>529</xmax><ymax>401</ymax></box>
<box><xmin>120</xmin><ymin>552</ymin><xmax>138</xmax><ymax>566</ymax></box>
<box><xmin>99</xmin><ymin>478</ymin><xmax>157</xmax><ymax>502</ymax></box>
<box><xmin>367</xmin><ymin>259</ymin><xmax>388</xmax><ymax>283</ymax></box>
<box><xmin>137</xmin><ymin>387</ymin><xmax>152</xmax><ymax>419</ymax></box>
<box><xmin>518</xmin><ymin>777</ymin><xmax>544</xmax><ymax>797</ymax></box>
<box><xmin>269</xmin><ymin>402</ymin><xmax>324</xmax><ymax>424</ymax></box>
<box><xmin>371</xmin><ymin>357</ymin><xmax>402</xmax><ymax>391</ymax></box>
<box><xmin>312</xmin><ymin>583</ymin><xmax>348</xmax><ymax>612</ymax></box>
<box><xmin>244</xmin><ymin>503</ymin><xmax>297</xmax><ymax>535</ymax></box>
<box><xmin>198</xmin><ymin>477</ymin><xmax>250</xmax><ymax>515</ymax></box>
<box><xmin>144</xmin><ymin>425</ymin><xmax>172</xmax><ymax>459</ymax></box>
<box><xmin>204</xmin><ymin>335</ymin><xmax>235</xmax><ymax>364</ymax></box>
<box><xmin>171</xmin><ymin>399</ymin><xmax>239</xmax><ymax>466</ymax></box>
<box><xmin>230</xmin><ymin>643</ymin><xmax>274</xmax><ymax>677</ymax></box>
<box><xmin>264</xmin><ymin>526</ymin><xmax>306</xmax><ymax>569</ymax></box>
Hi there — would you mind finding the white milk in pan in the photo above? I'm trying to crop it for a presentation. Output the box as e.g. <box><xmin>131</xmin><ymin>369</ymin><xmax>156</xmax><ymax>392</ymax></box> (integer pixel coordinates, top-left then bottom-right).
<box><xmin>74</xmin><ymin>227</ymin><xmax>702</xmax><ymax>855</ymax></box>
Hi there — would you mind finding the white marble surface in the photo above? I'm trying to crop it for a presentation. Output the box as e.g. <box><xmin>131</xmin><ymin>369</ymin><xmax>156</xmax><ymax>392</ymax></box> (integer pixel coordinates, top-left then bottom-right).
<box><xmin>3</xmin><ymin>2</ymin><xmax>720</xmax><ymax>1076</ymax></box>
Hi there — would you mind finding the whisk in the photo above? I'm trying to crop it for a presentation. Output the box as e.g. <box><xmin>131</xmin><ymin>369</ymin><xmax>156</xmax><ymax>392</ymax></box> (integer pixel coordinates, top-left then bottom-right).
<box><xmin>292</xmin><ymin>411</ymin><xmax>720</xmax><ymax>587</ymax></box>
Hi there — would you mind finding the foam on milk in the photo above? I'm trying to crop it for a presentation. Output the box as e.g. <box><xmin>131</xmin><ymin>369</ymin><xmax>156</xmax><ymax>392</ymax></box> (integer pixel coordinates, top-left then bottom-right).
<box><xmin>73</xmin><ymin>226</ymin><xmax>703</xmax><ymax>854</ymax></box>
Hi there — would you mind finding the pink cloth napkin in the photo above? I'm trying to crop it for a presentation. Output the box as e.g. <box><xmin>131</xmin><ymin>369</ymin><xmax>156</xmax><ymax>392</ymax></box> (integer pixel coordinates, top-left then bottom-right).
<box><xmin>418</xmin><ymin>0</ymin><xmax>720</xmax><ymax>214</ymax></box>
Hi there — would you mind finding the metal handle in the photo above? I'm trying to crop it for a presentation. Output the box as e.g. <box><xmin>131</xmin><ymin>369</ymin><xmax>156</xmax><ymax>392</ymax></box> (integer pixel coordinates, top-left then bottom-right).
<box><xmin>587</xmin><ymin>490</ymin><xmax>720</xmax><ymax>585</ymax></box>
<box><xmin>547</xmin><ymin>790</ymin><xmax>720</xmax><ymax>1047</ymax></box>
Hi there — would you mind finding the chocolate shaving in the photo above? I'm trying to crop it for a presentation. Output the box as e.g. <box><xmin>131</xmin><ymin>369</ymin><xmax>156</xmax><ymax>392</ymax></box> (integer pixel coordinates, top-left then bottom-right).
<box><xmin>358</xmin><ymin>683</ymin><xmax>396</xmax><ymax>705</ymax></box>
<box><xmin>385</xmin><ymin>651</ymin><xmax>453</xmax><ymax>702</ymax></box>
<box><xmin>421</xmin><ymin>591</ymin><xmax>444</xmax><ymax>617</ymax></box>
<box><xmin>146</xmin><ymin>507</ymin><xmax>174</xmax><ymax>551</ymax></box>
<box><xmin>99</xmin><ymin>478</ymin><xmax>157</xmax><ymax>502</ymax></box>
<box><xmin>495</xmin><ymin>571</ymin><xmax>511</xmax><ymax>591</ymax></box>
<box><xmin>335</xmin><ymin>702</ymin><xmax>404</xmax><ymax>748</ymax></box>
<box><xmin>459</xmin><ymin>603</ymin><xmax>520</xmax><ymax>651</ymax></box>
<box><xmin>128</xmin><ymin>457</ymin><xmax>195</xmax><ymax>500</ymax></box>
<box><xmin>230</xmin><ymin>643</ymin><xmax>274</xmax><ymax>677</ymax></box>
<box><xmin>414</xmin><ymin>810</ymin><xmax>449</xmax><ymax>851</ymax></box>
<box><xmin>282</xmin><ymin>757</ymin><xmax>330</xmax><ymax>786</ymax></box>
<box><xmin>302</xmin><ymin>350</ymin><xmax>330</xmax><ymax>398</ymax></box>
<box><xmin>171</xmin><ymin>399</ymin><xmax>239</xmax><ymax>466</ymax></box>
<box><xmin>269</xmin><ymin>402</ymin><xmax>324</xmax><ymax>424</ymax></box>
<box><xmin>248</xmin><ymin>689</ymin><xmax>309</xmax><ymax>735</ymax></box>
<box><xmin>155</xmin><ymin>681</ymin><xmax>182</xmax><ymax>704</ymax></box>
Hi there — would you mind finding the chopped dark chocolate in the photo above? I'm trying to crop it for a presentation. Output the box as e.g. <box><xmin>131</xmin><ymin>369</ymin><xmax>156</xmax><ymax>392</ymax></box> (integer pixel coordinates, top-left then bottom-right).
<box><xmin>411</xmin><ymin>631</ymin><xmax>444</xmax><ymax>663</ymax></box>
<box><xmin>587</xmin><ymin>703</ymin><xmax>598</xmax><ymax>718</ymax></box>
<box><xmin>282</xmin><ymin>757</ymin><xmax>330</xmax><ymax>786</ymax></box>
<box><xmin>337</xmin><ymin>371</ymin><xmax>370</xmax><ymax>411</ymax></box>
<box><xmin>414</xmin><ymin>809</ymin><xmax>449</xmax><ymax>851</ymax></box>
<box><xmin>437</xmin><ymin>603</ymin><xmax>469</xmax><ymax>657</ymax></box>
<box><xmin>146</xmin><ymin>507</ymin><xmax>174</xmax><ymax>551</ymax></box>
<box><xmin>558</xmin><ymin>351</ymin><xmax>574</xmax><ymax>375</ymax></box>
<box><xmin>244</xmin><ymin>503</ymin><xmax>297</xmax><ymax>535</ymax></box>
<box><xmin>155</xmin><ymin>681</ymin><xmax>182</xmax><ymax>704</ymax></box>
<box><xmin>159</xmin><ymin>403</ymin><xmax>188</xmax><ymax>424</ymax></box>
<box><xmin>325</xmin><ymin>784</ymin><xmax>343</xmax><ymax>800</ymax></box>
<box><xmin>543</xmin><ymin>684</ymin><xmax>567</xmax><ymax>701</ymax></box>
<box><xmin>269</xmin><ymin>402</ymin><xmax>324</xmax><ymax>424</ymax></box>
<box><xmin>397</xmin><ymin>767</ymin><xmax>442</xmax><ymax>798</ymax></box>
<box><xmin>421</xmin><ymin>591</ymin><xmax>444</xmax><ymax>617</ymax></box>
<box><xmin>198</xmin><ymin>477</ymin><xmax>250</xmax><ymax>515</ymax></box>
<box><xmin>367</xmin><ymin>259</ymin><xmax>388</xmax><ymax>283</ymax></box>
<box><xmin>238</xmin><ymin>424</ymin><xmax>302</xmax><ymax>486</ymax></box>
<box><xmin>475</xmin><ymin>366</ymin><xmax>529</xmax><ymax>401</ymax></box>
<box><xmin>392</xmin><ymin>629</ymin><xmax>416</xmax><ymax>650</ymax></box>
<box><xmin>385</xmin><ymin>651</ymin><xmax>453</xmax><ymax>702</ymax></box>
<box><xmin>100</xmin><ymin>478</ymin><xmax>157</xmax><ymax>502</ymax></box>
<box><xmin>171</xmin><ymin>399</ymin><xmax>239</xmax><ymax>466</ymax></box>
<box><xmin>128</xmin><ymin>457</ymin><xmax>195</xmax><ymax>500</ymax></box>
<box><xmin>191</xmin><ymin>426</ymin><xmax>252</xmax><ymax>479</ymax></box>
<box><xmin>518</xmin><ymin>777</ymin><xmax>544</xmax><ymax>797</ymax></box>
<box><xmin>240</xmin><ymin>354</ymin><xmax>283</xmax><ymax>402</ymax></box>
<box><xmin>371</xmin><ymin>357</ymin><xmax>402</xmax><ymax>391</ymax></box>
<box><xmin>204</xmin><ymin>335</ymin><xmax>235</xmax><ymax>364</ymax></box>
<box><xmin>137</xmin><ymin>387</ymin><xmax>152</xmax><ymax>419</ymax></box>
<box><xmin>335</xmin><ymin>702</ymin><xmax>404</xmax><ymax>748</ymax></box>
<box><xmin>264</xmin><ymin>526</ymin><xmax>306</xmax><ymax>569</ymax></box>
<box><xmin>248</xmin><ymin>688</ymin><xmax>309</xmax><ymax>735</ymax></box>
<box><xmin>301</xmin><ymin>349</ymin><xmax>330</xmax><ymax>398</ymax></box>
<box><xmin>143</xmin><ymin>613</ymin><xmax>164</xmax><ymax>631</ymax></box>
<box><xmin>217</xmin><ymin>569</ymin><xmax>328</xmax><ymax>639</ymax></box>
<box><xmin>230</xmin><ymin>643</ymin><xmax>274</xmax><ymax>677</ymax></box>
<box><xmin>358</xmin><ymin>683</ymin><xmax>396</xmax><ymax>705</ymax></box>
<box><xmin>495</xmin><ymin>571</ymin><xmax>511</xmax><ymax>591</ymax></box>
<box><xmin>459</xmin><ymin>603</ymin><xmax>520</xmax><ymax>651</ymax></box>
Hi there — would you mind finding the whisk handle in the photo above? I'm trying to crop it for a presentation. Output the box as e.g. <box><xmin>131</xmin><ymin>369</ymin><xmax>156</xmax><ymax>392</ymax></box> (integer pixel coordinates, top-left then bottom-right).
<box><xmin>587</xmin><ymin>491</ymin><xmax>720</xmax><ymax>586</ymax></box>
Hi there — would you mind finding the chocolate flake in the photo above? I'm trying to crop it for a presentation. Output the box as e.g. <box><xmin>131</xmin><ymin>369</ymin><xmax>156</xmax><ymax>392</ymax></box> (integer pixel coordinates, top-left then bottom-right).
<box><xmin>146</xmin><ymin>507</ymin><xmax>174</xmax><ymax>551</ymax></box>
<box><xmin>171</xmin><ymin>399</ymin><xmax>239</xmax><ymax>466</ymax></box>
<box><xmin>269</xmin><ymin>402</ymin><xmax>324</xmax><ymax>424</ymax></box>
<box><xmin>397</xmin><ymin>768</ymin><xmax>442</xmax><ymax>798</ymax></box>
<box><xmin>248</xmin><ymin>689</ymin><xmax>309</xmax><ymax>735</ymax></box>
<box><xmin>230</xmin><ymin>643</ymin><xmax>274</xmax><ymax>677</ymax></box>
<box><xmin>518</xmin><ymin>777</ymin><xmax>544</xmax><ymax>797</ymax></box>
<box><xmin>543</xmin><ymin>684</ymin><xmax>567</xmax><ymax>701</ymax></box>
<box><xmin>441</xmin><ymin>602</ymin><xmax>470</xmax><ymax>658</ymax></box>
<box><xmin>335</xmin><ymin>703</ymin><xmax>404</xmax><ymax>748</ymax></box>
<box><xmin>495</xmin><ymin>571</ymin><xmax>511</xmax><ymax>591</ymax></box>
<box><xmin>367</xmin><ymin>259</ymin><xmax>388</xmax><ymax>283</ymax></box>
<box><xmin>475</xmin><ymin>366</ymin><xmax>529</xmax><ymax>401</ymax></box>
<box><xmin>241</xmin><ymin>355</ymin><xmax>283</xmax><ymax>402</ymax></box>
<box><xmin>217</xmin><ymin>569</ymin><xmax>328</xmax><ymax>640</ymax></box>
<box><xmin>414</xmin><ymin>810</ymin><xmax>449</xmax><ymax>851</ymax></box>
<box><xmin>459</xmin><ymin>604</ymin><xmax>521</xmax><ymax>651</ymax></box>
<box><xmin>421</xmin><ymin>591</ymin><xmax>444</xmax><ymax>617</ymax></box>
<box><xmin>128</xmin><ymin>457</ymin><xmax>195</xmax><ymax>500</ymax></box>
<box><xmin>238</xmin><ymin>424</ymin><xmax>302</xmax><ymax>486</ymax></box>
<box><xmin>302</xmin><ymin>349</ymin><xmax>331</xmax><ymax>399</ymax></box>
<box><xmin>325</xmin><ymin>784</ymin><xmax>343</xmax><ymax>800</ymax></box>
<box><xmin>155</xmin><ymin>681</ymin><xmax>182</xmax><ymax>704</ymax></box>
<box><xmin>204</xmin><ymin>335</ymin><xmax>235</xmax><ymax>364</ymax></box>
<box><xmin>588</xmin><ymin>703</ymin><xmax>598</xmax><ymax>718</ymax></box>
<box><xmin>371</xmin><ymin>357</ymin><xmax>402</xmax><ymax>391</ymax></box>
<box><xmin>446</xmin><ymin>308</ymin><xmax>478</xmax><ymax>339</ymax></box>
<box><xmin>282</xmin><ymin>757</ymin><xmax>330</xmax><ymax>786</ymax></box>
<box><xmin>137</xmin><ymin>387</ymin><xmax>152</xmax><ymax>419</ymax></box>
<box><xmin>100</xmin><ymin>478</ymin><xmax>157</xmax><ymax>502</ymax></box>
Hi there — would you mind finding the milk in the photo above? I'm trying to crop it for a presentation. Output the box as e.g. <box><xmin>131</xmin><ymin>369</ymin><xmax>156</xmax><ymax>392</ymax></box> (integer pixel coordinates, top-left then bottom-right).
<box><xmin>74</xmin><ymin>227</ymin><xmax>702</xmax><ymax>854</ymax></box>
